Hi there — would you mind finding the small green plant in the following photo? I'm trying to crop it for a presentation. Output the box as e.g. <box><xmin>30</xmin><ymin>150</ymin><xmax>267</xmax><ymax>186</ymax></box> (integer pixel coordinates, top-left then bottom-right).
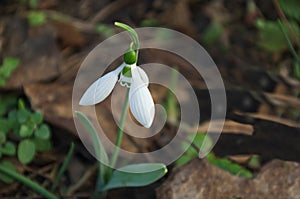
<box><xmin>27</xmin><ymin>11</ymin><xmax>46</xmax><ymax>26</ymax></box>
<box><xmin>77</xmin><ymin>22</ymin><xmax>167</xmax><ymax>197</ymax></box>
<box><xmin>0</xmin><ymin>97</ymin><xmax>52</xmax><ymax>165</ymax></box>
<box><xmin>202</xmin><ymin>22</ymin><xmax>223</xmax><ymax>47</ymax></box>
<box><xmin>0</xmin><ymin>96</ymin><xmax>63</xmax><ymax>199</ymax></box>
<box><xmin>176</xmin><ymin>133</ymin><xmax>253</xmax><ymax>178</ymax></box>
<box><xmin>0</xmin><ymin>57</ymin><xmax>20</xmax><ymax>86</ymax></box>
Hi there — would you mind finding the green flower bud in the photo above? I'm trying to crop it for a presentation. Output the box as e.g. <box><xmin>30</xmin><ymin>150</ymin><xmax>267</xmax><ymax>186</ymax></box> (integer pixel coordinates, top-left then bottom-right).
<box><xmin>124</xmin><ymin>50</ymin><xmax>136</xmax><ymax>64</ymax></box>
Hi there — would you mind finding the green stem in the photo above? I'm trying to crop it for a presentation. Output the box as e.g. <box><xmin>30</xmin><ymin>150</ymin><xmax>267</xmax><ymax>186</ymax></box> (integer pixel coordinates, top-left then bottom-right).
<box><xmin>110</xmin><ymin>88</ymin><xmax>130</xmax><ymax>168</ymax></box>
<box><xmin>0</xmin><ymin>165</ymin><xmax>58</xmax><ymax>199</ymax></box>
<box><xmin>114</xmin><ymin>22</ymin><xmax>139</xmax><ymax>50</ymax></box>
<box><xmin>278</xmin><ymin>20</ymin><xmax>300</xmax><ymax>64</ymax></box>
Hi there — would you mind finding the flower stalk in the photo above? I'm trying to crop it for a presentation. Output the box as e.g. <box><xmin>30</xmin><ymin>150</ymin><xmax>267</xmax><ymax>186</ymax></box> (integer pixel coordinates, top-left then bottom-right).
<box><xmin>110</xmin><ymin>88</ymin><xmax>130</xmax><ymax>168</ymax></box>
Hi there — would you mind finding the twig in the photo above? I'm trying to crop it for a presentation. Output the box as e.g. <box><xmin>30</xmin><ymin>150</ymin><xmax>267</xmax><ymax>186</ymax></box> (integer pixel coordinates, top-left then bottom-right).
<box><xmin>66</xmin><ymin>163</ymin><xmax>98</xmax><ymax>196</ymax></box>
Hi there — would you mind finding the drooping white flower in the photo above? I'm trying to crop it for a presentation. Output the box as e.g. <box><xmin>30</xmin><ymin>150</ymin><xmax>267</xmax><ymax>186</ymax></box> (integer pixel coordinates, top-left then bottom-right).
<box><xmin>129</xmin><ymin>65</ymin><xmax>154</xmax><ymax>128</ymax></box>
<box><xmin>79</xmin><ymin>63</ymin><xmax>155</xmax><ymax>128</ymax></box>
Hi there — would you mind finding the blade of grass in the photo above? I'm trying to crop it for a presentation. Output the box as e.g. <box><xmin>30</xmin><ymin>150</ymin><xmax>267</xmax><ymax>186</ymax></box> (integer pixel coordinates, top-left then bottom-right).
<box><xmin>278</xmin><ymin>19</ymin><xmax>300</xmax><ymax>63</ymax></box>
<box><xmin>51</xmin><ymin>142</ymin><xmax>75</xmax><ymax>191</ymax></box>
<box><xmin>0</xmin><ymin>164</ymin><xmax>58</xmax><ymax>199</ymax></box>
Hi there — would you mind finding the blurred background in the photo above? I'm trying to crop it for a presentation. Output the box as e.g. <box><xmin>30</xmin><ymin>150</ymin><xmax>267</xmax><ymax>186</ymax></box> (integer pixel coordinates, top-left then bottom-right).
<box><xmin>0</xmin><ymin>0</ymin><xmax>300</xmax><ymax>198</ymax></box>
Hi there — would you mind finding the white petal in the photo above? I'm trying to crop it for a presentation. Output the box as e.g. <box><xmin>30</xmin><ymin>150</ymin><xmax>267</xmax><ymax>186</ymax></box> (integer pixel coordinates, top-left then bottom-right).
<box><xmin>129</xmin><ymin>66</ymin><xmax>154</xmax><ymax>128</ymax></box>
<box><xmin>136</xmin><ymin>67</ymin><xmax>149</xmax><ymax>86</ymax></box>
<box><xmin>79</xmin><ymin>63</ymin><xmax>125</xmax><ymax>105</ymax></box>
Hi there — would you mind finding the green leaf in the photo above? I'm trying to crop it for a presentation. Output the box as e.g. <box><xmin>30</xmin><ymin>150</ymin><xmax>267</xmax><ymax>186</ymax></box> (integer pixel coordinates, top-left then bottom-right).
<box><xmin>30</xmin><ymin>112</ymin><xmax>43</xmax><ymax>124</ymax></box>
<box><xmin>35</xmin><ymin>124</ymin><xmax>50</xmax><ymax>140</ymax></box>
<box><xmin>248</xmin><ymin>155</ymin><xmax>261</xmax><ymax>169</ymax></box>
<box><xmin>176</xmin><ymin>155</ymin><xmax>196</xmax><ymax>167</ymax></box>
<box><xmin>0</xmin><ymin>118</ymin><xmax>11</xmax><ymax>134</ymax></box>
<box><xmin>165</xmin><ymin>67</ymin><xmax>179</xmax><ymax>125</ymax></box>
<box><xmin>19</xmin><ymin>124</ymin><xmax>34</xmax><ymax>137</ymax></box>
<box><xmin>0</xmin><ymin>161</ymin><xmax>16</xmax><ymax>184</ymax></box>
<box><xmin>27</xmin><ymin>11</ymin><xmax>46</xmax><ymax>26</ymax></box>
<box><xmin>0</xmin><ymin>57</ymin><xmax>20</xmax><ymax>78</ymax></box>
<box><xmin>75</xmin><ymin>111</ymin><xmax>109</xmax><ymax>184</ymax></box>
<box><xmin>32</xmin><ymin>138</ymin><xmax>52</xmax><ymax>152</ymax></box>
<box><xmin>202</xmin><ymin>22</ymin><xmax>223</xmax><ymax>47</ymax></box>
<box><xmin>278</xmin><ymin>0</ymin><xmax>300</xmax><ymax>21</ymax></box>
<box><xmin>0</xmin><ymin>163</ymin><xmax>58</xmax><ymax>199</ymax></box>
<box><xmin>207</xmin><ymin>153</ymin><xmax>253</xmax><ymax>178</ymax></box>
<box><xmin>176</xmin><ymin>133</ymin><xmax>212</xmax><ymax>167</ymax></box>
<box><xmin>101</xmin><ymin>163</ymin><xmax>167</xmax><ymax>191</ymax></box>
<box><xmin>17</xmin><ymin>109</ymin><xmax>31</xmax><ymax>124</ymax></box>
<box><xmin>18</xmin><ymin>99</ymin><xmax>26</xmax><ymax>110</ymax></box>
<box><xmin>18</xmin><ymin>139</ymin><xmax>36</xmax><ymax>164</ymax></box>
<box><xmin>256</xmin><ymin>19</ymin><xmax>300</xmax><ymax>52</ymax></box>
<box><xmin>1</xmin><ymin>141</ymin><xmax>16</xmax><ymax>156</ymax></box>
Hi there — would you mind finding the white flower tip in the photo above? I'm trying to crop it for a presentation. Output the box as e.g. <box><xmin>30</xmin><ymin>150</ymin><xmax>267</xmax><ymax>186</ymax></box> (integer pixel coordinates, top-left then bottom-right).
<box><xmin>129</xmin><ymin>85</ymin><xmax>155</xmax><ymax>129</ymax></box>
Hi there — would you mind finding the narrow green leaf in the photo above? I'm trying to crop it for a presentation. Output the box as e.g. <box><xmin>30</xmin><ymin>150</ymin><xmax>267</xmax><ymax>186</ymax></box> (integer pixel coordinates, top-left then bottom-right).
<box><xmin>18</xmin><ymin>139</ymin><xmax>36</xmax><ymax>164</ymax></box>
<box><xmin>35</xmin><ymin>124</ymin><xmax>51</xmax><ymax>140</ymax></box>
<box><xmin>75</xmin><ymin>111</ymin><xmax>109</xmax><ymax>187</ymax></box>
<box><xmin>75</xmin><ymin>112</ymin><xmax>109</xmax><ymax>164</ymax></box>
<box><xmin>256</xmin><ymin>19</ymin><xmax>300</xmax><ymax>52</ymax></box>
<box><xmin>207</xmin><ymin>153</ymin><xmax>253</xmax><ymax>178</ymax></box>
<box><xmin>18</xmin><ymin>99</ymin><xmax>26</xmax><ymax>110</ymax></box>
<box><xmin>176</xmin><ymin>133</ymin><xmax>212</xmax><ymax>167</ymax></box>
<box><xmin>0</xmin><ymin>161</ymin><xmax>16</xmax><ymax>184</ymax></box>
<box><xmin>278</xmin><ymin>0</ymin><xmax>300</xmax><ymax>21</ymax></box>
<box><xmin>0</xmin><ymin>163</ymin><xmax>58</xmax><ymax>199</ymax></box>
<box><xmin>101</xmin><ymin>163</ymin><xmax>167</xmax><ymax>191</ymax></box>
<box><xmin>165</xmin><ymin>67</ymin><xmax>179</xmax><ymax>125</ymax></box>
<box><xmin>51</xmin><ymin>142</ymin><xmax>75</xmax><ymax>191</ymax></box>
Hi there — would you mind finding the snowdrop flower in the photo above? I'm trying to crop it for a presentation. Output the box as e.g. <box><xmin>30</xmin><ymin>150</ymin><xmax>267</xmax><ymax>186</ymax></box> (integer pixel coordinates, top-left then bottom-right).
<box><xmin>79</xmin><ymin>51</ymin><xmax>155</xmax><ymax>128</ymax></box>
